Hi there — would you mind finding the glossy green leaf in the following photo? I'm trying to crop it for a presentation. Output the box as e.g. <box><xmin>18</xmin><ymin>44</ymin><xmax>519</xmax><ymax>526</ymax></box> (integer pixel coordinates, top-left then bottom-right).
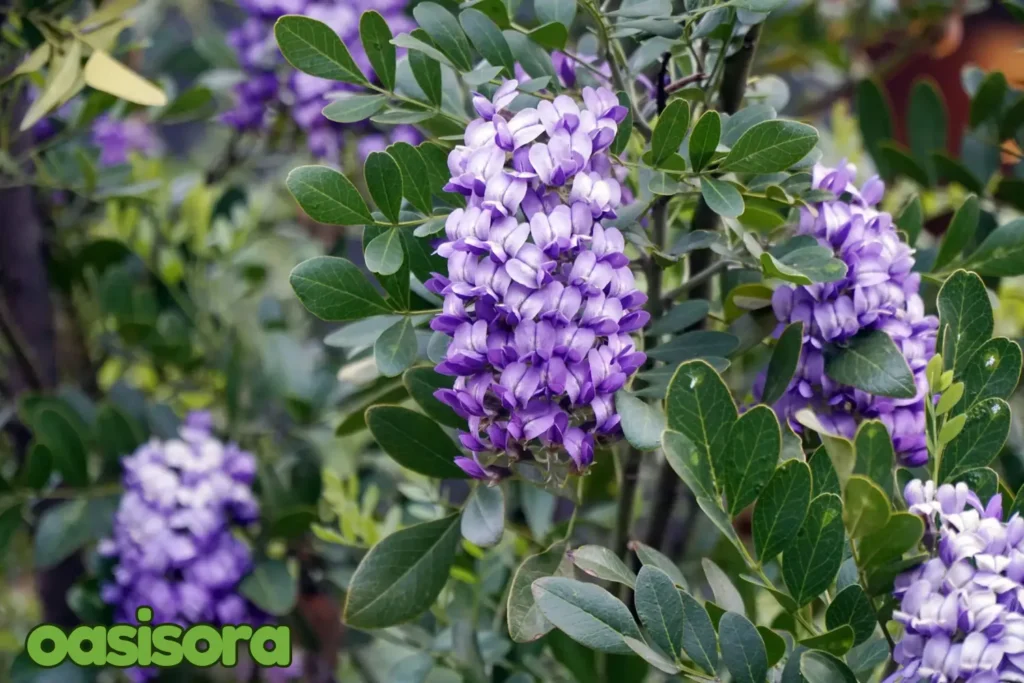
<box><xmin>507</xmin><ymin>541</ymin><xmax>570</xmax><ymax>643</ymax></box>
<box><xmin>648</xmin><ymin>300</ymin><xmax>709</xmax><ymax>336</ymax></box>
<box><xmin>374</xmin><ymin>317</ymin><xmax>417</xmax><ymax>377</ymax></box>
<box><xmin>665</xmin><ymin>359</ymin><xmax>739</xmax><ymax>482</ymax></box>
<box><xmin>344</xmin><ymin>513</ymin><xmax>461</xmax><ymax>628</ymax></box>
<box><xmin>799</xmin><ymin>625</ymin><xmax>855</xmax><ymax>657</ymax></box>
<box><xmin>615</xmin><ymin>390</ymin><xmax>665</xmax><ymax>451</ymax></box>
<box><xmin>825</xmin><ymin>585</ymin><xmax>877</xmax><ymax>646</ymax></box>
<box><xmin>651</xmin><ymin>99</ymin><xmax>690</xmax><ymax>166</ymax></box>
<box><xmin>762</xmin><ymin>322</ymin><xmax>803</xmax><ymax>405</ymax></box>
<box><xmin>879</xmin><ymin>141</ymin><xmax>931</xmax><ymax>186</ymax></box>
<box><xmin>720</xmin><ymin>120</ymin><xmax>819</xmax><ymax>173</ymax></box>
<box><xmin>938</xmin><ymin>397</ymin><xmax>1011</xmax><ymax>482</ymax></box>
<box><xmin>275</xmin><ymin>15</ymin><xmax>368</xmax><ymax>85</ymax></box>
<box><xmin>853</xmin><ymin>420</ymin><xmax>895</xmax><ymax>498</ymax></box>
<box><xmin>957</xmin><ymin>337</ymin><xmax>1022</xmax><ymax>413</ymax></box>
<box><xmin>753</xmin><ymin>459</ymin><xmax>812</xmax><ymax>562</ymax></box>
<box><xmin>363</xmin><ymin>225</ymin><xmax>410</xmax><ymax>308</ymax></box>
<box><xmin>36</xmin><ymin>409</ymin><xmax>88</xmax><ymax>487</ymax></box>
<box><xmin>761</xmin><ymin>247</ymin><xmax>847</xmax><ymax>285</ymax></box>
<box><xmin>843</xmin><ymin>475</ymin><xmax>890</xmax><ymax>539</ymax></box>
<box><xmin>723</xmin><ymin>405</ymin><xmax>781</xmax><ymax>516</ymax></box>
<box><xmin>413</xmin><ymin>3</ymin><xmax>474</xmax><ymax>71</ymax></box>
<box><xmin>385</xmin><ymin>143</ymin><xmax>434</xmax><ymax>215</ymax></box>
<box><xmin>934</xmin><ymin>194</ymin><xmax>979</xmax><ymax>271</ymax></box>
<box><xmin>286</xmin><ymin>165</ymin><xmax>374</xmax><ymax>226</ymax></box>
<box><xmin>503</xmin><ymin>31</ymin><xmax>557</xmax><ymax>81</ymax></box>
<box><xmin>290</xmin><ymin>256</ymin><xmax>391</xmax><ymax>321</ymax></box>
<box><xmin>34</xmin><ymin>496</ymin><xmax>117</xmax><ymax>570</ymax></box>
<box><xmin>646</xmin><ymin>330</ymin><xmax>739</xmax><ymax>364</ymax></box>
<box><xmin>689</xmin><ymin>110</ymin><xmax>721</xmax><ymax>172</ymax></box>
<box><xmin>782</xmin><ymin>493</ymin><xmax>845</xmax><ymax>607</ymax></box>
<box><xmin>933</xmin><ymin>152</ymin><xmax>984</xmax><ymax>194</ymax></box>
<box><xmin>361</xmin><ymin>11</ymin><xmax>396</xmax><ymax>90</ymax></box>
<box><xmin>322</xmin><ymin>94</ymin><xmax>388</xmax><ymax>123</ymax></box>
<box><xmin>908</xmin><ymin>79</ymin><xmax>946</xmax><ymax>184</ymax></box>
<box><xmin>365</xmin><ymin>405</ymin><xmax>468</xmax><ymax>478</ymax></box>
<box><xmin>365</xmin><ymin>229</ymin><xmax>405</xmax><ymax>277</ymax></box>
<box><xmin>808</xmin><ymin>446</ymin><xmax>840</xmax><ymax>497</ymax></box>
<box><xmin>611</xmin><ymin>91</ymin><xmax>633</xmax><ymax>156</ymax></box>
<box><xmin>938</xmin><ymin>270</ymin><xmax>994</xmax><ymax>378</ymax></box>
<box><xmin>858</xmin><ymin>512</ymin><xmax>925</xmax><ymax>569</ymax></box>
<box><xmin>535</xmin><ymin>0</ymin><xmax>576</xmax><ymax>27</ymax></box>
<box><xmin>461</xmin><ymin>484</ymin><xmax>504</xmax><ymax>547</ymax></box>
<box><xmin>800</xmin><ymin>650</ymin><xmax>858</xmax><ymax>683</ymax></box>
<box><xmin>459</xmin><ymin>9</ymin><xmax>515</xmax><ymax>76</ymax></box>
<box><xmin>824</xmin><ymin>328</ymin><xmax>917</xmax><ymax>399</ymax></box>
<box><xmin>532</xmin><ymin>577</ymin><xmax>642</xmax><ymax>655</ymax></box>
<box><xmin>719</xmin><ymin>612</ymin><xmax>768</xmax><ymax>683</ymax></box>
<box><xmin>364</xmin><ymin>151</ymin><xmax>403</xmax><ymax>224</ymax></box>
<box><xmin>855</xmin><ymin>79</ymin><xmax>894</xmax><ymax>179</ymax></box>
<box><xmin>404</xmin><ymin>31</ymin><xmax>444</xmax><ymax>105</ymax></box>
<box><xmin>970</xmin><ymin>71</ymin><xmax>1007</xmax><ymax>128</ymax></box>
<box><xmin>701</xmin><ymin>177</ymin><xmax>744</xmax><ymax>218</ymax></box>
<box><xmin>240</xmin><ymin>559</ymin><xmax>298</xmax><ymax>616</ymax></box>
<box><xmin>896</xmin><ymin>195</ymin><xmax>924</xmax><ymax>245</ymax></box>
<box><xmin>403</xmin><ymin>367</ymin><xmax>463</xmax><ymax>428</ymax></box>
<box><xmin>964</xmin><ymin>219</ymin><xmax>1024</xmax><ymax>277</ymax></box>
<box><xmin>663</xmin><ymin>430</ymin><xmax>738</xmax><ymax>545</ymax></box>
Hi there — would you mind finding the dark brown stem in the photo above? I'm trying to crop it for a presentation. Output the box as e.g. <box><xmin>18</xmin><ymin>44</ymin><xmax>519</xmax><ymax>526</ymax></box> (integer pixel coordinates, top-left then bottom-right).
<box><xmin>665</xmin><ymin>72</ymin><xmax>708</xmax><ymax>94</ymax></box>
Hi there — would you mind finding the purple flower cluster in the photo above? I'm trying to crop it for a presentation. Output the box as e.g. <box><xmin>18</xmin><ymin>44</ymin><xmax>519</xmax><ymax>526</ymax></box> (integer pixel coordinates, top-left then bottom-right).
<box><xmin>91</xmin><ymin>114</ymin><xmax>163</xmax><ymax>167</ymax></box>
<box><xmin>426</xmin><ymin>80</ymin><xmax>647</xmax><ymax>480</ymax></box>
<box><xmin>763</xmin><ymin>161</ymin><xmax>938</xmax><ymax>466</ymax></box>
<box><xmin>225</xmin><ymin>0</ymin><xmax>417</xmax><ymax>159</ymax></box>
<box><xmin>890</xmin><ymin>479</ymin><xmax>1024</xmax><ymax>682</ymax></box>
<box><xmin>99</xmin><ymin>411</ymin><xmax>263</xmax><ymax>676</ymax></box>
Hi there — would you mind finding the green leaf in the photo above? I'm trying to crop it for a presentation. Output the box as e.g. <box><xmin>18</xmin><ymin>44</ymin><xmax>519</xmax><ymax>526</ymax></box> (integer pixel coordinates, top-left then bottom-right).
<box><xmin>853</xmin><ymin>420</ymin><xmax>895</xmax><ymax>498</ymax></box>
<box><xmin>799</xmin><ymin>625</ymin><xmax>855</xmax><ymax>657</ymax></box>
<box><xmin>19</xmin><ymin>443</ymin><xmax>52</xmax><ymax>490</ymax></box>
<box><xmin>361</xmin><ymin>11</ymin><xmax>396</xmax><ymax>90</ymax></box>
<box><xmin>507</xmin><ymin>541</ymin><xmax>570</xmax><ymax>643</ymax></box>
<box><xmin>782</xmin><ymin>493</ymin><xmax>845</xmax><ymax>607</ymax></box>
<box><xmin>739</xmin><ymin>574</ymin><xmax>799</xmax><ymax>613</ymax></box>
<box><xmin>535</xmin><ymin>0</ymin><xmax>576</xmax><ymax>28</ymax></box>
<box><xmin>290</xmin><ymin>256</ymin><xmax>391</xmax><ymax>321</ymax></box>
<box><xmin>825</xmin><ymin>585</ymin><xmax>877</xmax><ymax>646</ymax></box>
<box><xmin>461</xmin><ymin>484</ymin><xmax>504</xmax><ymax>547</ymax></box>
<box><xmin>157</xmin><ymin>86</ymin><xmax>215</xmax><ymax>123</ymax></box>
<box><xmin>365</xmin><ymin>406</ymin><xmax>468</xmax><ymax>478</ymax></box>
<box><xmin>753</xmin><ymin>459</ymin><xmax>812</xmax><ymax>562</ymax></box>
<box><xmin>970</xmin><ymin>71</ymin><xmax>1007</xmax><ymax>128</ymax></box>
<box><xmin>700</xmin><ymin>177</ymin><xmax>744</xmax><ymax>218</ymax></box>
<box><xmin>322</xmin><ymin>94</ymin><xmax>388</xmax><ymax>123</ymax></box>
<box><xmin>937</xmin><ymin>397</ymin><xmax>1011</xmax><ymax>482</ymax></box>
<box><xmin>958</xmin><ymin>337</ymin><xmax>1022</xmax><ymax>412</ymax></box>
<box><xmin>459</xmin><ymin>8</ymin><xmax>515</xmax><ymax>76</ymax></box>
<box><xmin>843</xmin><ymin>475</ymin><xmax>890</xmax><ymax>539</ymax></box>
<box><xmin>0</xmin><ymin>505</ymin><xmax>23</xmax><ymax>556</ymax></box>
<box><xmin>34</xmin><ymin>496</ymin><xmax>117</xmax><ymax>569</ymax></box>
<box><xmin>761</xmin><ymin>248</ymin><xmax>847</xmax><ymax>285</ymax></box>
<box><xmin>688</xmin><ymin>110</ymin><xmax>721</xmax><ymax>173</ymax></box>
<box><xmin>719</xmin><ymin>612</ymin><xmax>769</xmax><ymax>683</ymax></box>
<box><xmin>663</xmin><ymin>430</ymin><xmax>738</xmax><ymax>545</ymax></box>
<box><xmin>404</xmin><ymin>32</ymin><xmax>444</xmax><ymax>105</ymax></box>
<box><xmin>20</xmin><ymin>40</ymin><xmax>83</xmax><ymax>132</ymax></box>
<box><xmin>759</xmin><ymin>627</ymin><xmax>787</xmax><ymax>667</ymax></box>
<box><xmin>386</xmin><ymin>143</ymin><xmax>434</xmax><ymax>215</ymax></box>
<box><xmin>703</xmin><ymin>558</ymin><xmax>746</xmax><ymax>615</ymax></box>
<box><xmin>365</xmin><ymin>229</ymin><xmax>405</xmax><ymax>277</ymax></box>
<box><xmin>374</xmin><ymin>317</ymin><xmax>417</xmax><ymax>377</ymax></box>
<box><xmin>824</xmin><ymin>328</ymin><xmax>917</xmax><ymax>399</ymax></box>
<box><xmin>934</xmin><ymin>152</ymin><xmax>984</xmax><ymax>194</ymax></box>
<box><xmin>364</xmin><ymin>151</ymin><xmax>403</xmax><ymax>224</ymax></box>
<box><xmin>800</xmin><ymin>650</ymin><xmax>858</xmax><ymax>683</ymax></box>
<box><xmin>855</xmin><ymin>80</ymin><xmax>894</xmax><ymax>179</ymax></box>
<box><xmin>723</xmin><ymin>405</ymin><xmax>781</xmax><ymax>516</ymax></box>
<box><xmin>934</xmin><ymin>194</ymin><xmax>979</xmax><ymax>271</ymax></box>
<box><xmin>964</xmin><ymin>218</ymin><xmax>1024</xmax><ymax>277</ymax></box>
<box><xmin>896</xmin><ymin>195</ymin><xmax>924</xmax><ymax>245</ymax></box>
<box><xmin>528</xmin><ymin>22</ymin><xmax>569</xmax><ymax>50</ymax></box>
<box><xmin>665</xmin><ymin>359</ymin><xmax>739</xmax><ymax>483</ymax></box>
<box><xmin>808</xmin><ymin>447</ymin><xmax>840</xmax><ymax>497</ymax></box>
<box><xmin>651</xmin><ymin>99</ymin><xmax>690</xmax><ymax>166</ymax></box>
<box><xmin>680</xmin><ymin>590</ymin><xmax>718</xmax><ymax>673</ymax></box>
<box><xmin>722</xmin><ymin>104</ymin><xmax>777</xmax><ymax>146</ymax></box>
<box><xmin>344</xmin><ymin>513</ymin><xmax>461</xmax><ymax>628</ymax></box>
<box><xmin>938</xmin><ymin>270</ymin><xmax>994</xmax><ymax>378</ymax></box>
<box><xmin>907</xmin><ymin>79</ymin><xmax>946</xmax><ymax>184</ymax></box>
<box><xmin>623</xmin><ymin>637</ymin><xmax>681</xmax><ymax>675</ymax></box>
<box><xmin>571</xmin><ymin>545</ymin><xmax>637</xmax><ymax>588</ymax></box>
<box><xmin>403</xmin><ymin>367</ymin><xmax>464</xmax><ymax>428</ymax></box>
<box><xmin>286</xmin><ymin>165</ymin><xmax>374</xmax><ymax>226</ymax></box>
<box><xmin>720</xmin><ymin>120</ymin><xmax>819</xmax><ymax>173</ymax></box>
<box><xmin>648</xmin><ymin>300</ymin><xmax>709</xmax><ymax>336</ymax></box>
<box><xmin>858</xmin><ymin>512</ymin><xmax>924</xmax><ymax>569</ymax></box>
<box><xmin>275</xmin><ymin>15</ymin><xmax>368</xmax><ymax>85</ymax></box>
<box><xmin>413</xmin><ymin>2</ymin><xmax>474</xmax><ymax>71</ymax></box>
<box><xmin>879</xmin><ymin>141</ymin><xmax>931</xmax><ymax>186</ymax></box>
<box><xmin>532</xmin><ymin>577</ymin><xmax>643</xmax><ymax>655</ymax></box>
<box><xmin>240</xmin><ymin>559</ymin><xmax>298</xmax><ymax>616</ymax></box>
<box><xmin>762</xmin><ymin>322</ymin><xmax>803</xmax><ymax>405</ymax></box>
<box><xmin>503</xmin><ymin>30</ymin><xmax>557</xmax><ymax>81</ymax></box>
<box><xmin>36</xmin><ymin>409</ymin><xmax>88</xmax><ymax>487</ymax></box>
<box><xmin>646</xmin><ymin>330</ymin><xmax>739</xmax><ymax>364</ymax></box>
<box><xmin>631</xmin><ymin>541</ymin><xmax>687</xmax><ymax>589</ymax></box>
<box><xmin>364</xmin><ymin>225</ymin><xmax>410</xmax><ymax>308</ymax></box>
<box><xmin>611</xmin><ymin>91</ymin><xmax>633</xmax><ymax>156</ymax></box>
<box><xmin>1000</xmin><ymin>95</ymin><xmax>1024</xmax><ymax>140</ymax></box>
<box><xmin>615</xmin><ymin>390</ymin><xmax>665</xmax><ymax>451</ymax></box>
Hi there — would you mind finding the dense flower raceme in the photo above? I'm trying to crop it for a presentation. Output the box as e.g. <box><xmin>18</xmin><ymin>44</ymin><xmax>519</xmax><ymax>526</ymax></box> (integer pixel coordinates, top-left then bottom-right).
<box><xmin>890</xmin><ymin>479</ymin><xmax>1024</xmax><ymax>682</ymax></box>
<box><xmin>225</xmin><ymin>0</ymin><xmax>417</xmax><ymax>158</ymax></box>
<box><xmin>99</xmin><ymin>412</ymin><xmax>265</xmax><ymax>678</ymax></box>
<box><xmin>762</xmin><ymin>162</ymin><xmax>938</xmax><ymax>466</ymax></box>
<box><xmin>426</xmin><ymin>80</ymin><xmax>648</xmax><ymax>480</ymax></box>
<box><xmin>91</xmin><ymin>114</ymin><xmax>163</xmax><ymax>167</ymax></box>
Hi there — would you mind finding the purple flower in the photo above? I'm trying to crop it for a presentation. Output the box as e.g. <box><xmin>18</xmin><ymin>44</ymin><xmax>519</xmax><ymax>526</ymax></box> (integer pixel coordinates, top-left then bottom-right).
<box><xmin>100</xmin><ymin>412</ymin><xmax>265</xmax><ymax>680</ymax></box>
<box><xmin>428</xmin><ymin>80</ymin><xmax>646</xmax><ymax>480</ymax></box>
<box><xmin>757</xmin><ymin>161</ymin><xmax>938</xmax><ymax>467</ymax></box>
<box><xmin>91</xmin><ymin>115</ymin><xmax>162</xmax><ymax>167</ymax></box>
<box><xmin>889</xmin><ymin>479</ymin><xmax>1024</xmax><ymax>683</ymax></box>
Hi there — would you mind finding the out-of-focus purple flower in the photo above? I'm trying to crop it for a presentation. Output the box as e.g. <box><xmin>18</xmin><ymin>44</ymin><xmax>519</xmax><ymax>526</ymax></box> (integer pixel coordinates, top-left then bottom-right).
<box><xmin>758</xmin><ymin>161</ymin><xmax>937</xmax><ymax>467</ymax></box>
<box><xmin>428</xmin><ymin>80</ymin><xmax>645</xmax><ymax>479</ymax></box>
<box><xmin>91</xmin><ymin>114</ymin><xmax>163</xmax><ymax>166</ymax></box>
<box><xmin>99</xmin><ymin>412</ymin><xmax>264</xmax><ymax>680</ymax></box>
<box><xmin>889</xmin><ymin>479</ymin><xmax>1024</xmax><ymax>683</ymax></box>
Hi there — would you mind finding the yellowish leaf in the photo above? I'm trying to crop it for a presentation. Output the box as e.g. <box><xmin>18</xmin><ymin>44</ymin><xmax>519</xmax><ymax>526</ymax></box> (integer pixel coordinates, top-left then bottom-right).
<box><xmin>20</xmin><ymin>40</ymin><xmax>83</xmax><ymax>131</ymax></box>
<box><xmin>82</xmin><ymin>49</ymin><xmax>167</xmax><ymax>106</ymax></box>
<box><xmin>80</xmin><ymin>0</ymin><xmax>138</xmax><ymax>29</ymax></box>
<box><xmin>10</xmin><ymin>43</ymin><xmax>51</xmax><ymax>79</ymax></box>
<box><xmin>80</xmin><ymin>18</ymin><xmax>132</xmax><ymax>53</ymax></box>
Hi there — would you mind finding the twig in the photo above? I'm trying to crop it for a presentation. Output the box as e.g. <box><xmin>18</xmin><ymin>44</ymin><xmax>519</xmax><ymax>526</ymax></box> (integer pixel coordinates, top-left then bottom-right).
<box><xmin>665</xmin><ymin>72</ymin><xmax>707</xmax><ymax>94</ymax></box>
<box><xmin>0</xmin><ymin>296</ymin><xmax>45</xmax><ymax>390</ymax></box>
<box><xmin>661</xmin><ymin>260</ymin><xmax>728</xmax><ymax>305</ymax></box>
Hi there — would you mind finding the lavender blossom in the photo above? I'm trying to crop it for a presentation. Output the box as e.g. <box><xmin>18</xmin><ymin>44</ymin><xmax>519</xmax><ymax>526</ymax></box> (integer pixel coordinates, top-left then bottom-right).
<box><xmin>760</xmin><ymin>161</ymin><xmax>938</xmax><ymax>467</ymax></box>
<box><xmin>91</xmin><ymin>114</ymin><xmax>163</xmax><ymax>166</ymax></box>
<box><xmin>889</xmin><ymin>479</ymin><xmax>1024</xmax><ymax>683</ymax></box>
<box><xmin>99</xmin><ymin>412</ymin><xmax>263</xmax><ymax>680</ymax></box>
<box><xmin>427</xmin><ymin>80</ymin><xmax>646</xmax><ymax>480</ymax></box>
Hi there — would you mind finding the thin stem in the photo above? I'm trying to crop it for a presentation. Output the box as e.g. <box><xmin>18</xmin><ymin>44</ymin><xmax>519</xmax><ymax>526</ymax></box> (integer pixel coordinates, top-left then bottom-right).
<box><xmin>661</xmin><ymin>260</ymin><xmax>728</xmax><ymax>305</ymax></box>
<box><xmin>365</xmin><ymin>83</ymin><xmax>469</xmax><ymax>127</ymax></box>
<box><xmin>0</xmin><ymin>296</ymin><xmax>45</xmax><ymax>390</ymax></box>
